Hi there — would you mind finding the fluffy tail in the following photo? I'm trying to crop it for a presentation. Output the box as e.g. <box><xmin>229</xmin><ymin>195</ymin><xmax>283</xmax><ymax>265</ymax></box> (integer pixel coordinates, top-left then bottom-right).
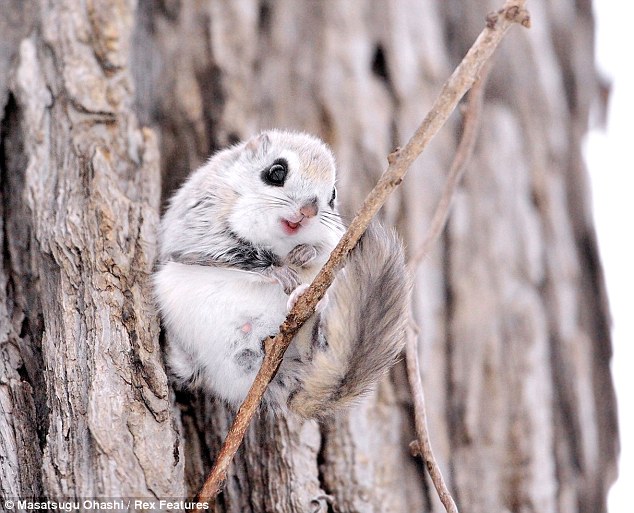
<box><xmin>289</xmin><ymin>222</ymin><xmax>410</xmax><ymax>418</ymax></box>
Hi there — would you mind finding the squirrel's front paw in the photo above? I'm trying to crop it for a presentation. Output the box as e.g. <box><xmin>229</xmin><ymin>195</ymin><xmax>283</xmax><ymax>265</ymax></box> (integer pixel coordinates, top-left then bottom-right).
<box><xmin>287</xmin><ymin>284</ymin><xmax>330</xmax><ymax>313</ymax></box>
<box><xmin>263</xmin><ymin>265</ymin><xmax>300</xmax><ymax>295</ymax></box>
<box><xmin>287</xmin><ymin>284</ymin><xmax>309</xmax><ymax>310</ymax></box>
<box><xmin>286</xmin><ymin>244</ymin><xmax>318</xmax><ymax>267</ymax></box>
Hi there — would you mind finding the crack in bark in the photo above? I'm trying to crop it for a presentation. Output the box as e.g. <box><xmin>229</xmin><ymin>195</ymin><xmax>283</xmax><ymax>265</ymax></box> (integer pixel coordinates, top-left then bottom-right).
<box><xmin>315</xmin><ymin>427</ymin><xmax>336</xmax><ymax>513</ymax></box>
<box><xmin>0</xmin><ymin>100</ymin><xmax>45</xmax><ymax>499</ymax></box>
<box><xmin>1</xmin><ymin>92</ymin><xmax>49</xmax><ymax>451</ymax></box>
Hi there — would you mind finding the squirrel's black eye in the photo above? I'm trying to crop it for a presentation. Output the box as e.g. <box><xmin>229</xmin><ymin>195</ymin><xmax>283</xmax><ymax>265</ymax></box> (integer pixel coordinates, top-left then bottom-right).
<box><xmin>328</xmin><ymin>187</ymin><xmax>337</xmax><ymax>208</ymax></box>
<box><xmin>261</xmin><ymin>159</ymin><xmax>288</xmax><ymax>186</ymax></box>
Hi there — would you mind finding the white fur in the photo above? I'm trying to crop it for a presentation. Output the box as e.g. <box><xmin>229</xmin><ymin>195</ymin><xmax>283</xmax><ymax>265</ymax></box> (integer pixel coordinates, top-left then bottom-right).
<box><xmin>227</xmin><ymin>147</ymin><xmax>336</xmax><ymax>256</ymax></box>
<box><xmin>157</xmin><ymin>131</ymin><xmax>342</xmax><ymax>265</ymax></box>
<box><xmin>154</xmin><ymin>262</ymin><xmax>290</xmax><ymax>405</ymax></box>
<box><xmin>154</xmin><ymin>130</ymin><xmax>344</xmax><ymax>409</ymax></box>
<box><xmin>154</xmin><ymin>131</ymin><xmax>407</xmax><ymax>418</ymax></box>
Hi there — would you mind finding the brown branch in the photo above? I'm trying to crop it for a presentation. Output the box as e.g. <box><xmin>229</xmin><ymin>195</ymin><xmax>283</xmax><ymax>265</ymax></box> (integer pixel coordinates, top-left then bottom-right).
<box><xmin>405</xmin><ymin>62</ymin><xmax>491</xmax><ymax>513</ymax></box>
<box><xmin>195</xmin><ymin>1</ymin><xmax>529</xmax><ymax>504</ymax></box>
<box><xmin>407</xmin><ymin>61</ymin><xmax>490</xmax><ymax>272</ymax></box>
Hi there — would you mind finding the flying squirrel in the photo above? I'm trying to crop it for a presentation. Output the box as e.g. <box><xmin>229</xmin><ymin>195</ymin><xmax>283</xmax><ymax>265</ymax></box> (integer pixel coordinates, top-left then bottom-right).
<box><xmin>154</xmin><ymin>130</ymin><xmax>409</xmax><ymax>419</ymax></box>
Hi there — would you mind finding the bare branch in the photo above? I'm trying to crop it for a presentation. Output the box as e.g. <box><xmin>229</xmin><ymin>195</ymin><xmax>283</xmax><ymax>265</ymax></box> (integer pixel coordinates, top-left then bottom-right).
<box><xmin>408</xmin><ymin>62</ymin><xmax>490</xmax><ymax>272</ymax></box>
<box><xmin>195</xmin><ymin>0</ymin><xmax>529</xmax><ymax>504</ymax></box>
<box><xmin>405</xmin><ymin>62</ymin><xmax>492</xmax><ymax>513</ymax></box>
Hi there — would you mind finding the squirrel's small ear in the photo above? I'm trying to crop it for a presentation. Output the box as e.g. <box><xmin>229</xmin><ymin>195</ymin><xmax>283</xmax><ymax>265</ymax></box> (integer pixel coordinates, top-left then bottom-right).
<box><xmin>245</xmin><ymin>133</ymin><xmax>271</xmax><ymax>158</ymax></box>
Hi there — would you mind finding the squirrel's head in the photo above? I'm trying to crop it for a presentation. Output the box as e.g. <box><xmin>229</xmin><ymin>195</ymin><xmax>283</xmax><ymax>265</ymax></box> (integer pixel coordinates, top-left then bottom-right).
<box><xmin>158</xmin><ymin>130</ymin><xmax>345</xmax><ymax>263</ymax></box>
<box><xmin>222</xmin><ymin>130</ymin><xmax>344</xmax><ymax>256</ymax></box>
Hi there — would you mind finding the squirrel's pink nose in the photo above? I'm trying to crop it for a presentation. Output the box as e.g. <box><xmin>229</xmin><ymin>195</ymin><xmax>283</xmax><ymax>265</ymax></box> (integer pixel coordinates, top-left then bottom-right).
<box><xmin>299</xmin><ymin>200</ymin><xmax>318</xmax><ymax>219</ymax></box>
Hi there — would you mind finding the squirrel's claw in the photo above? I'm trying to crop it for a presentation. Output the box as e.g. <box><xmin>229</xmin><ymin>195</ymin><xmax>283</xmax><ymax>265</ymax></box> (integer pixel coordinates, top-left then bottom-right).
<box><xmin>287</xmin><ymin>284</ymin><xmax>309</xmax><ymax>310</ymax></box>
<box><xmin>286</xmin><ymin>244</ymin><xmax>318</xmax><ymax>267</ymax></box>
<box><xmin>264</xmin><ymin>265</ymin><xmax>300</xmax><ymax>295</ymax></box>
<box><xmin>287</xmin><ymin>283</ymin><xmax>330</xmax><ymax>313</ymax></box>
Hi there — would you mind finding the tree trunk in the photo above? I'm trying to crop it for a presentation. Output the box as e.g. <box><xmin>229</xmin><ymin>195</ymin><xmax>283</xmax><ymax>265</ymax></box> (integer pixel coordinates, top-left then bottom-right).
<box><xmin>0</xmin><ymin>1</ymin><xmax>617</xmax><ymax>513</ymax></box>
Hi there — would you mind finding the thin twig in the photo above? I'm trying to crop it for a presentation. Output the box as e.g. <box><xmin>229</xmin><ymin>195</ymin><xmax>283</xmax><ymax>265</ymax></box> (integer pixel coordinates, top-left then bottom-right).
<box><xmin>195</xmin><ymin>1</ymin><xmax>529</xmax><ymax>504</ymax></box>
<box><xmin>407</xmin><ymin>62</ymin><xmax>491</xmax><ymax>272</ymax></box>
<box><xmin>405</xmin><ymin>64</ymin><xmax>492</xmax><ymax>513</ymax></box>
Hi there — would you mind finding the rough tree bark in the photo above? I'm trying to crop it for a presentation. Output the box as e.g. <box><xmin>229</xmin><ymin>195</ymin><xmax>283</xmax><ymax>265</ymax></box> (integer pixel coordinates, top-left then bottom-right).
<box><xmin>0</xmin><ymin>1</ymin><xmax>617</xmax><ymax>513</ymax></box>
<box><xmin>1</xmin><ymin>0</ymin><xmax>184</xmax><ymax>501</ymax></box>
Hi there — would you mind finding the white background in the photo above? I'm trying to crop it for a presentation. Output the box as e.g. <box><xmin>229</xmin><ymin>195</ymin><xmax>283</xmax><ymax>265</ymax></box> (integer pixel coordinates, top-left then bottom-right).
<box><xmin>584</xmin><ymin>1</ymin><xmax>633</xmax><ymax>511</ymax></box>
